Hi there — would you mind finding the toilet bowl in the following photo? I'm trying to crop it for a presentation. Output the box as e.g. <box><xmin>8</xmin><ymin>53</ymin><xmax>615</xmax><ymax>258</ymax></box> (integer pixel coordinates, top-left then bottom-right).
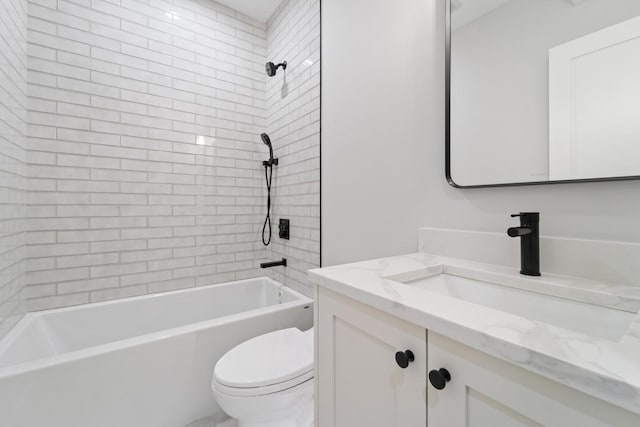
<box><xmin>212</xmin><ymin>327</ymin><xmax>314</xmax><ymax>427</ymax></box>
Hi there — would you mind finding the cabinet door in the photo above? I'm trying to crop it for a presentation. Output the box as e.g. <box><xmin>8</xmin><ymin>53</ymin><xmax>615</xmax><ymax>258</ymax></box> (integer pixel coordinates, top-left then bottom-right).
<box><xmin>428</xmin><ymin>331</ymin><xmax>640</xmax><ymax>427</ymax></box>
<box><xmin>316</xmin><ymin>287</ymin><xmax>426</xmax><ymax>427</ymax></box>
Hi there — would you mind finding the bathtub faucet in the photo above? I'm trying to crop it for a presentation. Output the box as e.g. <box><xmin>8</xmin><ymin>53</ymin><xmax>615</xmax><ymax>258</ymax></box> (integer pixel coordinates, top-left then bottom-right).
<box><xmin>260</xmin><ymin>258</ymin><xmax>287</xmax><ymax>269</ymax></box>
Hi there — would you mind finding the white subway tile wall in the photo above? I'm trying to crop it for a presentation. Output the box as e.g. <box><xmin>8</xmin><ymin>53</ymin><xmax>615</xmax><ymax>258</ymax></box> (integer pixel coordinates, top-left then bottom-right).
<box><xmin>25</xmin><ymin>0</ymin><xmax>275</xmax><ymax>310</ymax></box>
<box><xmin>264</xmin><ymin>0</ymin><xmax>320</xmax><ymax>296</ymax></box>
<box><xmin>0</xmin><ymin>0</ymin><xmax>28</xmax><ymax>337</ymax></box>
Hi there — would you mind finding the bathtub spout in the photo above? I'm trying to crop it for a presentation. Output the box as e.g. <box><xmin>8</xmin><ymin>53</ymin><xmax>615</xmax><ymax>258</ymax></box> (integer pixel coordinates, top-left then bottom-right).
<box><xmin>260</xmin><ymin>258</ymin><xmax>287</xmax><ymax>268</ymax></box>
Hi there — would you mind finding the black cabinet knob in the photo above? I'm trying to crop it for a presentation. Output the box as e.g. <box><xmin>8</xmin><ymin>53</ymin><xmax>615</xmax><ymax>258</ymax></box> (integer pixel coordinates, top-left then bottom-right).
<box><xmin>395</xmin><ymin>350</ymin><xmax>415</xmax><ymax>368</ymax></box>
<box><xmin>428</xmin><ymin>368</ymin><xmax>451</xmax><ymax>390</ymax></box>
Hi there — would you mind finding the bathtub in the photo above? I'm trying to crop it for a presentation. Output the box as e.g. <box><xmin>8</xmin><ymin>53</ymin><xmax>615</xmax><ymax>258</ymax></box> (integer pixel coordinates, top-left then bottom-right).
<box><xmin>0</xmin><ymin>277</ymin><xmax>313</xmax><ymax>427</ymax></box>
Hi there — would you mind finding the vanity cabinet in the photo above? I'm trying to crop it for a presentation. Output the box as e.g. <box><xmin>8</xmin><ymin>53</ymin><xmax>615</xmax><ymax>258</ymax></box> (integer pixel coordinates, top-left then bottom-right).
<box><xmin>315</xmin><ymin>287</ymin><xmax>426</xmax><ymax>427</ymax></box>
<box><xmin>315</xmin><ymin>287</ymin><xmax>640</xmax><ymax>427</ymax></box>
<box><xmin>428</xmin><ymin>331</ymin><xmax>639</xmax><ymax>427</ymax></box>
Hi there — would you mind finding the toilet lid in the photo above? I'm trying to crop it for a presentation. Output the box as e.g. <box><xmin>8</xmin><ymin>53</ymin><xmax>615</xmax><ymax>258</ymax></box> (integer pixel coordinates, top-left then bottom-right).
<box><xmin>214</xmin><ymin>327</ymin><xmax>313</xmax><ymax>389</ymax></box>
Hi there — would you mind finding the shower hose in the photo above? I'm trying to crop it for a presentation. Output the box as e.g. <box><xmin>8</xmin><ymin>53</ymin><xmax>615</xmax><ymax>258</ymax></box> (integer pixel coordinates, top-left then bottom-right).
<box><xmin>262</xmin><ymin>163</ymin><xmax>273</xmax><ymax>246</ymax></box>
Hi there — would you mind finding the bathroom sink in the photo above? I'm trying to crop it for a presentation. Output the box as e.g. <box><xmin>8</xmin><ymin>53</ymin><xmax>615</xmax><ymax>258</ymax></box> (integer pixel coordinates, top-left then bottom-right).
<box><xmin>388</xmin><ymin>267</ymin><xmax>637</xmax><ymax>342</ymax></box>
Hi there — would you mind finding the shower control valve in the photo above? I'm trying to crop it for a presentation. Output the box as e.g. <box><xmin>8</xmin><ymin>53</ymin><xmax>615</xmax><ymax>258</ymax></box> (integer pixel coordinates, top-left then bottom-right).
<box><xmin>279</xmin><ymin>219</ymin><xmax>290</xmax><ymax>240</ymax></box>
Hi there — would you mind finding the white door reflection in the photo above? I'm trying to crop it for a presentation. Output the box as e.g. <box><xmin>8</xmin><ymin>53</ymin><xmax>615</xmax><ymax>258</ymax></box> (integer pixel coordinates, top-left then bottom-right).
<box><xmin>549</xmin><ymin>16</ymin><xmax>640</xmax><ymax>180</ymax></box>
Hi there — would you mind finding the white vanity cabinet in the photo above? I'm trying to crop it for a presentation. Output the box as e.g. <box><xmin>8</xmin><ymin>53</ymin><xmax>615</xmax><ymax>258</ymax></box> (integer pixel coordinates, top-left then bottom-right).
<box><xmin>315</xmin><ymin>286</ymin><xmax>640</xmax><ymax>427</ymax></box>
<box><xmin>427</xmin><ymin>331</ymin><xmax>639</xmax><ymax>427</ymax></box>
<box><xmin>315</xmin><ymin>287</ymin><xmax>427</xmax><ymax>427</ymax></box>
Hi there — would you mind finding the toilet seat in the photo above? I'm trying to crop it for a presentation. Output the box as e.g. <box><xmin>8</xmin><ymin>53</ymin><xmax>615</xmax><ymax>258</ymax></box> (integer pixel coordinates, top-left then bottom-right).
<box><xmin>213</xmin><ymin>327</ymin><xmax>313</xmax><ymax>397</ymax></box>
<box><xmin>213</xmin><ymin>372</ymin><xmax>314</xmax><ymax>397</ymax></box>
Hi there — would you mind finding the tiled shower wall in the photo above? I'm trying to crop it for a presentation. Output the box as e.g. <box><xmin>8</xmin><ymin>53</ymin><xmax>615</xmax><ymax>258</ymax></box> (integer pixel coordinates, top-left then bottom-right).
<box><xmin>264</xmin><ymin>0</ymin><xmax>320</xmax><ymax>296</ymax></box>
<box><xmin>0</xmin><ymin>0</ymin><xmax>27</xmax><ymax>337</ymax></box>
<box><xmin>25</xmin><ymin>0</ymin><xmax>271</xmax><ymax>310</ymax></box>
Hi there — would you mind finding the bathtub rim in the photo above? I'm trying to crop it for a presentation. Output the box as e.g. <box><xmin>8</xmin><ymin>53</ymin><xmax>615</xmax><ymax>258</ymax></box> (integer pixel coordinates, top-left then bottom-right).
<box><xmin>0</xmin><ymin>276</ymin><xmax>312</xmax><ymax>379</ymax></box>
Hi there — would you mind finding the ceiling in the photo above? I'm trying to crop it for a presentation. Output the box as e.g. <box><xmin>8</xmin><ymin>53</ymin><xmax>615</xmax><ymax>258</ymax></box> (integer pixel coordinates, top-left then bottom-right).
<box><xmin>452</xmin><ymin>0</ymin><xmax>512</xmax><ymax>30</ymax></box>
<box><xmin>216</xmin><ymin>0</ymin><xmax>283</xmax><ymax>23</ymax></box>
<box><xmin>452</xmin><ymin>0</ymin><xmax>590</xmax><ymax>30</ymax></box>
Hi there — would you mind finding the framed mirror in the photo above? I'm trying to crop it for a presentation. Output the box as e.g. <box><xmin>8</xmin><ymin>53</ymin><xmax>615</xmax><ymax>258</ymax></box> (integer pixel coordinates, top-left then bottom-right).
<box><xmin>446</xmin><ymin>0</ymin><xmax>640</xmax><ymax>187</ymax></box>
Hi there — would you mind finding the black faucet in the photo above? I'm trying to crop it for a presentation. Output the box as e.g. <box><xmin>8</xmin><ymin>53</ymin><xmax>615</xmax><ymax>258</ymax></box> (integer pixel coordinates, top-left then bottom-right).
<box><xmin>507</xmin><ymin>212</ymin><xmax>540</xmax><ymax>277</ymax></box>
<box><xmin>260</xmin><ymin>258</ymin><xmax>287</xmax><ymax>269</ymax></box>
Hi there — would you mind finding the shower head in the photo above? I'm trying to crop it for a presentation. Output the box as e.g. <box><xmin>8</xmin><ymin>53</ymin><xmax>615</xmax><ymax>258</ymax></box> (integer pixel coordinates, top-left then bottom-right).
<box><xmin>265</xmin><ymin>62</ymin><xmax>276</xmax><ymax>77</ymax></box>
<box><xmin>260</xmin><ymin>132</ymin><xmax>276</xmax><ymax>166</ymax></box>
<box><xmin>265</xmin><ymin>61</ymin><xmax>287</xmax><ymax>77</ymax></box>
<box><xmin>261</xmin><ymin>132</ymin><xmax>271</xmax><ymax>147</ymax></box>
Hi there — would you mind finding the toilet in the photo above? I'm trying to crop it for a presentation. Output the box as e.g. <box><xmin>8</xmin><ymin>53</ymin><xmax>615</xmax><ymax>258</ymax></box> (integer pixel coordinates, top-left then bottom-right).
<box><xmin>211</xmin><ymin>327</ymin><xmax>314</xmax><ymax>427</ymax></box>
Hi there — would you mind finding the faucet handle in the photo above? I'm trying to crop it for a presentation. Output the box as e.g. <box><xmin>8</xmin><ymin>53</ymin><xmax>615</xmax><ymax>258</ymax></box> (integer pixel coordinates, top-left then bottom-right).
<box><xmin>508</xmin><ymin>227</ymin><xmax>532</xmax><ymax>237</ymax></box>
<box><xmin>511</xmin><ymin>212</ymin><xmax>540</xmax><ymax>219</ymax></box>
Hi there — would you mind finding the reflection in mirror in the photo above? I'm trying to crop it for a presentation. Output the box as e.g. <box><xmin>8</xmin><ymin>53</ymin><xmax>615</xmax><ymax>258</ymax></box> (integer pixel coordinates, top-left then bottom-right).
<box><xmin>449</xmin><ymin>0</ymin><xmax>640</xmax><ymax>187</ymax></box>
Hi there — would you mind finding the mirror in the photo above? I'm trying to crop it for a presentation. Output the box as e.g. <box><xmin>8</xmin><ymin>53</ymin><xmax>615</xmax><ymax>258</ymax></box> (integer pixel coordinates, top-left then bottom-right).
<box><xmin>447</xmin><ymin>0</ymin><xmax>640</xmax><ymax>187</ymax></box>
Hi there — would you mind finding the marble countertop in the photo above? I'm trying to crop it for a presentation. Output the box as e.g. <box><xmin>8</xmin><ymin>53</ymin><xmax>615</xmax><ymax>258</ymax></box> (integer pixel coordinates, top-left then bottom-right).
<box><xmin>308</xmin><ymin>252</ymin><xmax>640</xmax><ymax>415</ymax></box>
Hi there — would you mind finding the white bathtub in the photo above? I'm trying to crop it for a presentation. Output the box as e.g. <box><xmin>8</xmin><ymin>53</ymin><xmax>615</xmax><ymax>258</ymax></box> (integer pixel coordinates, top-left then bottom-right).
<box><xmin>0</xmin><ymin>277</ymin><xmax>313</xmax><ymax>427</ymax></box>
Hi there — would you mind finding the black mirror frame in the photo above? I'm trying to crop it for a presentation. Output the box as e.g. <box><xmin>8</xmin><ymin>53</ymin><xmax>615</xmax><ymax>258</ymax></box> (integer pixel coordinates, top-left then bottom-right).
<box><xmin>444</xmin><ymin>0</ymin><xmax>640</xmax><ymax>188</ymax></box>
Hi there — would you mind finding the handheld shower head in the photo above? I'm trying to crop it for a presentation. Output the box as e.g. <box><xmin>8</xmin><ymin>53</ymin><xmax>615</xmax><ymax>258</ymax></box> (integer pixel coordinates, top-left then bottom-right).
<box><xmin>260</xmin><ymin>132</ymin><xmax>271</xmax><ymax>147</ymax></box>
<box><xmin>259</xmin><ymin>133</ymin><xmax>278</xmax><ymax>247</ymax></box>
<box><xmin>265</xmin><ymin>61</ymin><xmax>287</xmax><ymax>77</ymax></box>
<box><xmin>261</xmin><ymin>133</ymin><xmax>275</xmax><ymax>166</ymax></box>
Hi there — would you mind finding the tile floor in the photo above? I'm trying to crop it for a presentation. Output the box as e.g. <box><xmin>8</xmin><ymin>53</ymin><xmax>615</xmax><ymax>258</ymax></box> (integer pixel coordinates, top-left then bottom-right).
<box><xmin>184</xmin><ymin>413</ymin><xmax>237</xmax><ymax>427</ymax></box>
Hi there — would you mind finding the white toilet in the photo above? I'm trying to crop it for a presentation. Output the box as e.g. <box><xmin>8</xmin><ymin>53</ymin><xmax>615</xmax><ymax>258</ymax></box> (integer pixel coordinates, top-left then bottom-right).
<box><xmin>211</xmin><ymin>327</ymin><xmax>314</xmax><ymax>427</ymax></box>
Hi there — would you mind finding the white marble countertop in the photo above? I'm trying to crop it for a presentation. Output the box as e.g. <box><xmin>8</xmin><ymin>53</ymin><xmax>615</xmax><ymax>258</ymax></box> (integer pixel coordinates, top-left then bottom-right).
<box><xmin>308</xmin><ymin>252</ymin><xmax>640</xmax><ymax>415</ymax></box>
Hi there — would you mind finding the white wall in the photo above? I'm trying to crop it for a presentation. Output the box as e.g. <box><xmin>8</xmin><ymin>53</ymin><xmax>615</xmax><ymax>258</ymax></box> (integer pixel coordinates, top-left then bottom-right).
<box><xmin>25</xmin><ymin>0</ymin><xmax>270</xmax><ymax>310</ymax></box>
<box><xmin>265</xmin><ymin>0</ymin><xmax>320</xmax><ymax>296</ymax></box>
<box><xmin>321</xmin><ymin>0</ymin><xmax>432</xmax><ymax>266</ymax></box>
<box><xmin>322</xmin><ymin>0</ymin><xmax>640</xmax><ymax>267</ymax></box>
<box><xmin>0</xmin><ymin>0</ymin><xmax>27</xmax><ymax>338</ymax></box>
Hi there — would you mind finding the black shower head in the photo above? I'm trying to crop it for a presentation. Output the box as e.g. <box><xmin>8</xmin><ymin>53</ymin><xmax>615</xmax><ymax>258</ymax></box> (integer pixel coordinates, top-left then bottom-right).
<box><xmin>261</xmin><ymin>133</ymin><xmax>275</xmax><ymax>166</ymax></box>
<box><xmin>265</xmin><ymin>62</ymin><xmax>276</xmax><ymax>77</ymax></box>
<box><xmin>261</xmin><ymin>132</ymin><xmax>271</xmax><ymax>147</ymax></box>
<box><xmin>265</xmin><ymin>61</ymin><xmax>287</xmax><ymax>77</ymax></box>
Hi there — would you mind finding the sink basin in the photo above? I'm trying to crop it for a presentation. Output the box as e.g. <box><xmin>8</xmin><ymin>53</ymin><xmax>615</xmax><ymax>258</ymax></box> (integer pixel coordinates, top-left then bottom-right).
<box><xmin>391</xmin><ymin>268</ymin><xmax>637</xmax><ymax>342</ymax></box>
